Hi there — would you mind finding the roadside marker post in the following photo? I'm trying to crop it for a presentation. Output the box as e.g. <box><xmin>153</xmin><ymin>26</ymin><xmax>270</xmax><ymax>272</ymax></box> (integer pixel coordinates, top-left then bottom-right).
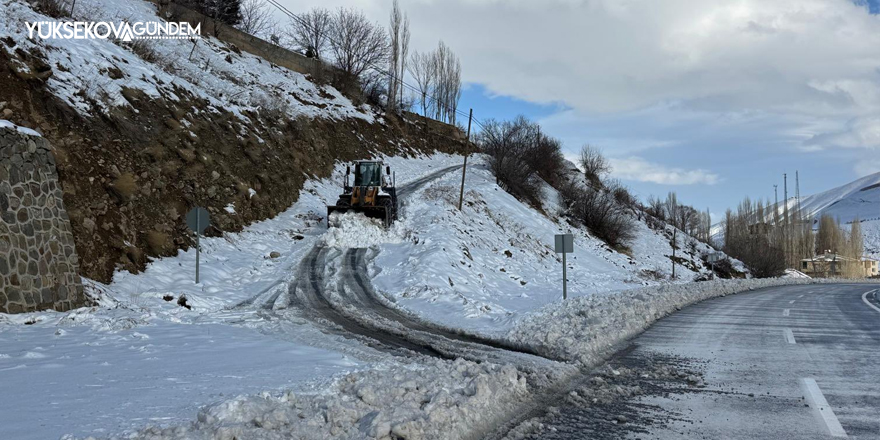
<box><xmin>708</xmin><ymin>251</ymin><xmax>724</xmax><ymax>275</ymax></box>
<box><xmin>555</xmin><ymin>234</ymin><xmax>574</xmax><ymax>300</ymax></box>
<box><xmin>186</xmin><ymin>206</ymin><xmax>210</xmax><ymax>284</ymax></box>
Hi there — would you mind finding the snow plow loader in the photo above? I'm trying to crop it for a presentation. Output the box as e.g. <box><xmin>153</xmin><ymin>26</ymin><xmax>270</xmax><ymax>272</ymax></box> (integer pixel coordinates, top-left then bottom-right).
<box><xmin>327</xmin><ymin>161</ymin><xmax>398</xmax><ymax>228</ymax></box>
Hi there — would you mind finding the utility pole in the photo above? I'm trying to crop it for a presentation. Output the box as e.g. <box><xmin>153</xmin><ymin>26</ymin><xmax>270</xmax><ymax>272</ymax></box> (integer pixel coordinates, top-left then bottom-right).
<box><xmin>773</xmin><ymin>184</ymin><xmax>779</xmax><ymax>226</ymax></box>
<box><xmin>795</xmin><ymin>170</ymin><xmax>802</xmax><ymax>266</ymax></box>
<box><xmin>671</xmin><ymin>228</ymin><xmax>677</xmax><ymax>279</ymax></box>
<box><xmin>796</xmin><ymin>171</ymin><xmax>802</xmax><ymax>226</ymax></box>
<box><xmin>457</xmin><ymin>108</ymin><xmax>473</xmax><ymax>211</ymax></box>
<box><xmin>784</xmin><ymin>173</ymin><xmax>789</xmax><ymax>262</ymax></box>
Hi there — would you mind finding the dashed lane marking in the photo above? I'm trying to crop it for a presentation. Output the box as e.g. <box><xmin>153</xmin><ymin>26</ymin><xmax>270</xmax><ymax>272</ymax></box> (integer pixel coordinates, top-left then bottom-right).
<box><xmin>801</xmin><ymin>378</ymin><xmax>847</xmax><ymax>437</ymax></box>
<box><xmin>784</xmin><ymin>328</ymin><xmax>796</xmax><ymax>344</ymax></box>
<box><xmin>789</xmin><ymin>300</ymin><xmax>796</xmax><ymax>304</ymax></box>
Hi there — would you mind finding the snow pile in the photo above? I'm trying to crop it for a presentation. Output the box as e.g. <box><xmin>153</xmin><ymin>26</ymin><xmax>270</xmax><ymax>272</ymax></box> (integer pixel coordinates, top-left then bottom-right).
<box><xmin>506</xmin><ymin>278</ymin><xmax>823</xmax><ymax>365</ymax></box>
<box><xmin>0</xmin><ymin>119</ymin><xmax>42</xmax><ymax>136</ymax></box>
<box><xmin>323</xmin><ymin>212</ymin><xmax>405</xmax><ymax>249</ymax></box>
<box><xmin>0</xmin><ymin>0</ymin><xmax>373</xmax><ymax>121</ymax></box>
<box><xmin>371</xmin><ymin>156</ymin><xmax>725</xmax><ymax>336</ymax></box>
<box><xmin>782</xmin><ymin>269</ymin><xmax>811</xmax><ymax>279</ymax></box>
<box><xmin>96</xmin><ymin>358</ymin><xmax>529</xmax><ymax>440</ymax></box>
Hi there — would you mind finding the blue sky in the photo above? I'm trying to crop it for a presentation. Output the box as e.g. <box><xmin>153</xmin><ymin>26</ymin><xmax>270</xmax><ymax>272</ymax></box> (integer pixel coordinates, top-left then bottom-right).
<box><xmin>458</xmin><ymin>84</ymin><xmax>862</xmax><ymax>218</ymax></box>
<box><xmin>283</xmin><ymin>0</ymin><xmax>880</xmax><ymax>219</ymax></box>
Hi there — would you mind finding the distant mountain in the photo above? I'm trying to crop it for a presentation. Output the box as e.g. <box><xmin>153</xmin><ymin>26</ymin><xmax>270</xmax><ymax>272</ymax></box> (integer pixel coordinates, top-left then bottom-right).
<box><xmin>711</xmin><ymin>172</ymin><xmax>880</xmax><ymax>244</ymax></box>
<box><xmin>789</xmin><ymin>172</ymin><xmax>880</xmax><ymax>225</ymax></box>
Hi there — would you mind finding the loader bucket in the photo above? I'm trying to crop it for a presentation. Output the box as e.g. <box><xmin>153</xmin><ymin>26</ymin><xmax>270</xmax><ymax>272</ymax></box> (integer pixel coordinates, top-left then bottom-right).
<box><xmin>327</xmin><ymin>205</ymin><xmax>392</xmax><ymax>228</ymax></box>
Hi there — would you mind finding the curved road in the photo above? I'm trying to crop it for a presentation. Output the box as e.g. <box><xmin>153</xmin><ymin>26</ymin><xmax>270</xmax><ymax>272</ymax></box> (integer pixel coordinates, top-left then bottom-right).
<box><xmin>505</xmin><ymin>284</ymin><xmax>880</xmax><ymax>439</ymax></box>
<box><xmin>246</xmin><ymin>164</ymin><xmax>559</xmax><ymax>371</ymax></box>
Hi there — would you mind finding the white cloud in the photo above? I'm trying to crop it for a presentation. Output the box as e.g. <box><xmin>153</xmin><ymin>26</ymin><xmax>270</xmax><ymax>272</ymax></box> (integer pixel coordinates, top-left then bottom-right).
<box><xmin>609</xmin><ymin>156</ymin><xmax>720</xmax><ymax>185</ymax></box>
<box><xmin>806</xmin><ymin>116</ymin><xmax>880</xmax><ymax>150</ymax></box>
<box><xmin>279</xmin><ymin>0</ymin><xmax>880</xmax><ymax>135</ymax></box>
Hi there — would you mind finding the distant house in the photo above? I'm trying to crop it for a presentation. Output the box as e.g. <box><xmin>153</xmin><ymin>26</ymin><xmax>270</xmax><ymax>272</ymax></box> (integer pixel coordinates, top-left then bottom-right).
<box><xmin>800</xmin><ymin>252</ymin><xmax>879</xmax><ymax>278</ymax></box>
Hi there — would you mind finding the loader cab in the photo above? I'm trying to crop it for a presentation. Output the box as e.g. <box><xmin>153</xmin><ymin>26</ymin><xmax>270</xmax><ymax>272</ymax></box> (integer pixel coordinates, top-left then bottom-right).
<box><xmin>346</xmin><ymin>161</ymin><xmax>392</xmax><ymax>190</ymax></box>
<box><xmin>354</xmin><ymin>162</ymin><xmax>383</xmax><ymax>187</ymax></box>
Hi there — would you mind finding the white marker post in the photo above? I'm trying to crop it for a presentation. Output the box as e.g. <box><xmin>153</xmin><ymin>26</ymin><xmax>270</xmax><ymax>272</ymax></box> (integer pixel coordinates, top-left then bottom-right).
<box><xmin>555</xmin><ymin>234</ymin><xmax>574</xmax><ymax>300</ymax></box>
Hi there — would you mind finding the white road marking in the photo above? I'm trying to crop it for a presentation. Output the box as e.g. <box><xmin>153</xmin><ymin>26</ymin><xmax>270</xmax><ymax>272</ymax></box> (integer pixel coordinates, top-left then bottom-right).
<box><xmin>861</xmin><ymin>290</ymin><xmax>880</xmax><ymax>314</ymax></box>
<box><xmin>783</xmin><ymin>309</ymin><xmax>790</xmax><ymax>317</ymax></box>
<box><xmin>789</xmin><ymin>300</ymin><xmax>796</xmax><ymax>304</ymax></box>
<box><xmin>784</xmin><ymin>328</ymin><xmax>796</xmax><ymax>344</ymax></box>
<box><xmin>801</xmin><ymin>378</ymin><xmax>847</xmax><ymax>437</ymax></box>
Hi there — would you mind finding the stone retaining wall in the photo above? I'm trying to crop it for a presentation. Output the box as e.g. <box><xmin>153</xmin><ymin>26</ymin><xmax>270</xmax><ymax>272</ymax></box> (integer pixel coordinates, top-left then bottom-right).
<box><xmin>156</xmin><ymin>1</ymin><xmax>325</xmax><ymax>77</ymax></box>
<box><xmin>0</xmin><ymin>124</ymin><xmax>85</xmax><ymax>313</ymax></box>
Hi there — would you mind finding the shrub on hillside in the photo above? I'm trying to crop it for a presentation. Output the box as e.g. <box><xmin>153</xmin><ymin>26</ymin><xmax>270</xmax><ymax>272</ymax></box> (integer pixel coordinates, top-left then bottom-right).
<box><xmin>724</xmin><ymin>234</ymin><xmax>785</xmax><ymax>278</ymax></box>
<box><xmin>559</xmin><ymin>179</ymin><xmax>636</xmax><ymax>250</ymax></box>
<box><xmin>478</xmin><ymin>116</ymin><xmax>566</xmax><ymax>207</ymax></box>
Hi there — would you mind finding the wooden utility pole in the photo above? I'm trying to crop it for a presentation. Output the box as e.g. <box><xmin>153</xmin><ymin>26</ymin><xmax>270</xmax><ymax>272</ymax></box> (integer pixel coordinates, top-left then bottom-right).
<box><xmin>671</xmin><ymin>228</ymin><xmax>677</xmax><ymax>279</ymax></box>
<box><xmin>457</xmin><ymin>108</ymin><xmax>473</xmax><ymax>211</ymax></box>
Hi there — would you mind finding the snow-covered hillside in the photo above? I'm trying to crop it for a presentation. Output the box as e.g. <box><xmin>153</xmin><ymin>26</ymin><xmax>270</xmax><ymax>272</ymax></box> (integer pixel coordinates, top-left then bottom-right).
<box><xmin>0</xmin><ymin>0</ymin><xmax>372</xmax><ymax>121</ymax></box>
<box><xmin>785</xmin><ymin>172</ymin><xmax>880</xmax><ymax>225</ymax></box>
<box><xmin>371</xmin><ymin>157</ymin><xmax>720</xmax><ymax>336</ymax></box>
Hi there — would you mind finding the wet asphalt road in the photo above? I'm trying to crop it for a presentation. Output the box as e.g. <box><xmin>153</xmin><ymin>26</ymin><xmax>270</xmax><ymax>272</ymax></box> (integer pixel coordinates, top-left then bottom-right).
<box><xmin>515</xmin><ymin>284</ymin><xmax>880</xmax><ymax>439</ymax></box>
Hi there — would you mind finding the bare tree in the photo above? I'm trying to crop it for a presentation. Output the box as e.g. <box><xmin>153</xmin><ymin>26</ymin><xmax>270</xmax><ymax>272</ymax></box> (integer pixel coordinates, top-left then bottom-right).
<box><xmin>328</xmin><ymin>7</ymin><xmax>389</xmax><ymax>79</ymax></box>
<box><xmin>408</xmin><ymin>50</ymin><xmax>435</xmax><ymax>117</ymax></box>
<box><xmin>665</xmin><ymin>192</ymin><xmax>679</xmax><ymax>229</ymax></box>
<box><xmin>387</xmin><ymin>0</ymin><xmax>402</xmax><ymax>112</ymax></box>
<box><xmin>236</xmin><ymin>0</ymin><xmax>273</xmax><ymax>36</ymax></box>
<box><xmin>579</xmin><ymin>145</ymin><xmax>610</xmax><ymax>185</ymax></box>
<box><xmin>429</xmin><ymin>41</ymin><xmax>461</xmax><ymax>124</ymax></box>
<box><xmin>288</xmin><ymin>7</ymin><xmax>331</xmax><ymax>59</ymax></box>
<box><xmin>398</xmin><ymin>14</ymin><xmax>410</xmax><ymax>109</ymax></box>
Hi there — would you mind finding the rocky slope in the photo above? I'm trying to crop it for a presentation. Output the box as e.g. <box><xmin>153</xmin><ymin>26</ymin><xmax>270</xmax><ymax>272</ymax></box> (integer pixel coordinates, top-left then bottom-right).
<box><xmin>0</xmin><ymin>0</ymin><xmax>469</xmax><ymax>283</ymax></box>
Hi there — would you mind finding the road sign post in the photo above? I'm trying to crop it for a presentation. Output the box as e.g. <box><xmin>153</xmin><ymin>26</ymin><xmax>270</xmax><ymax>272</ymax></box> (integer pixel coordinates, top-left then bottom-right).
<box><xmin>708</xmin><ymin>251</ymin><xmax>724</xmax><ymax>276</ymax></box>
<box><xmin>186</xmin><ymin>207</ymin><xmax>210</xmax><ymax>284</ymax></box>
<box><xmin>555</xmin><ymin>234</ymin><xmax>574</xmax><ymax>300</ymax></box>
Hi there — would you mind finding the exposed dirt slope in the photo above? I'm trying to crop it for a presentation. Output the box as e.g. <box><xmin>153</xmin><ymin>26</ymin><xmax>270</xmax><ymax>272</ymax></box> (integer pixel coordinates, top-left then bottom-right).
<box><xmin>0</xmin><ymin>40</ymin><xmax>468</xmax><ymax>282</ymax></box>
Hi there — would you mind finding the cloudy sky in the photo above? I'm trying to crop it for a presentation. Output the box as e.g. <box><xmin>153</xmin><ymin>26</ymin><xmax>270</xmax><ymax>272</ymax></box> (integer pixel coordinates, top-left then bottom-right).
<box><xmin>278</xmin><ymin>0</ymin><xmax>880</xmax><ymax>218</ymax></box>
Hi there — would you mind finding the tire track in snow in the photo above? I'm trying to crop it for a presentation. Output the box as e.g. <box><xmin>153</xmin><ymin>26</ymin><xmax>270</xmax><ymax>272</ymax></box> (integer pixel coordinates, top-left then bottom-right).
<box><xmin>283</xmin><ymin>163</ymin><xmax>560</xmax><ymax>367</ymax></box>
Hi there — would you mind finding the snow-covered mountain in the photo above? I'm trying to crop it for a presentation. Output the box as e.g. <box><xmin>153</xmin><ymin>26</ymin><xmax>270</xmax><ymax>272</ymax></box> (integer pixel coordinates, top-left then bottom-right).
<box><xmin>787</xmin><ymin>172</ymin><xmax>880</xmax><ymax>225</ymax></box>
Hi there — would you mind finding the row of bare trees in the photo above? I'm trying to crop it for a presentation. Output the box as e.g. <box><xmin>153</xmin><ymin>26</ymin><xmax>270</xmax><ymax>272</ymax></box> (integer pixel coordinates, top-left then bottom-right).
<box><xmin>644</xmin><ymin>192</ymin><xmax>712</xmax><ymax>245</ymax></box>
<box><xmin>408</xmin><ymin>43</ymin><xmax>463</xmax><ymax>124</ymax></box>
<box><xmin>720</xmin><ymin>195</ymin><xmax>866</xmax><ymax>278</ymax></box>
<box><xmin>280</xmin><ymin>2</ymin><xmax>462</xmax><ymax>120</ymax></box>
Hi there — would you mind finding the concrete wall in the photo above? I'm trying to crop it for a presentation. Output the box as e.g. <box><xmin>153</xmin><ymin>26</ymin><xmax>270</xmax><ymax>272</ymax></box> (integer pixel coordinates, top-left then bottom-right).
<box><xmin>157</xmin><ymin>1</ymin><xmax>326</xmax><ymax>77</ymax></box>
<box><xmin>0</xmin><ymin>125</ymin><xmax>85</xmax><ymax>313</ymax></box>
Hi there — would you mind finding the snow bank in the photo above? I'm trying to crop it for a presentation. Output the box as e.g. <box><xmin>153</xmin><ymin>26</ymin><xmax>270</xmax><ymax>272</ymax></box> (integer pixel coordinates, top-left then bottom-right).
<box><xmin>506</xmin><ymin>278</ymin><xmax>865</xmax><ymax>365</ymax></box>
<box><xmin>0</xmin><ymin>119</ymin><xmax>41</xmax><ymax>136</ymax></box>
<box><xmin>92</xmin><ymin>359</ymin><xmax>529</xmax><ymax>440</ymax></box>
<box><xmin>323</xmin><ymin>212</ymin><xmax>405</xmax><ymax>249</ymax></box>
<box><xmin>782</xmin><ymin>269</ymin><xmax>811</xmax><ymax>279</ymax></box>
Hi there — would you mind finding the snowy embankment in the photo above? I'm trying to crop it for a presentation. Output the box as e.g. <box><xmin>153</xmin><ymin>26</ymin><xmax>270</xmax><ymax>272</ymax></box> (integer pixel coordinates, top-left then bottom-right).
<box><xmin>505</xmin><ymin>278</ymin><xmax>879</xmax><ymax>365</ymax></box>
<box><xmin>1</xmin><ymin>0</ymin><xmax>372</xmax><ymax>121</ymax></box>
<box><xmin>0</xmin><ymin>154</ymin><xmax>463</xmax><ymax>440</ymax></box>
<box><xmin>90</xmin><ymin>359</ymin><xmax>531</xmax><ymax>440</ymax></box>
<box><xmin>370</xmin><ymin>156</ymin><xmax>721</xmax><ymax>336</ymax></box>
